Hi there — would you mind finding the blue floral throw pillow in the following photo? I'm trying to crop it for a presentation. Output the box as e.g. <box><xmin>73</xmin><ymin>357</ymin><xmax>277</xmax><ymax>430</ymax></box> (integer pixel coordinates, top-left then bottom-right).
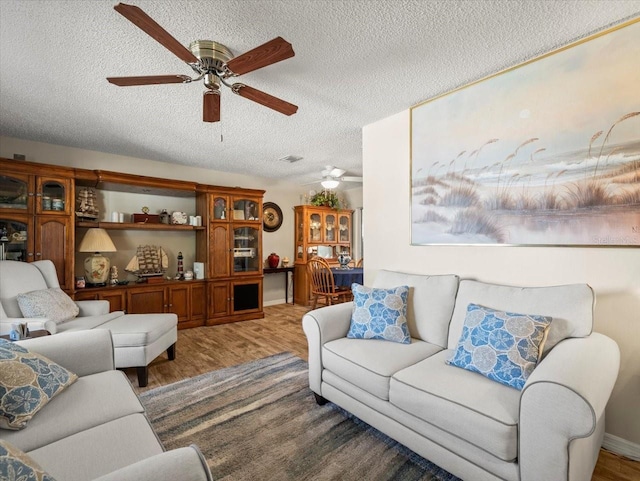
<box><xmin>447</xmin><ymin>303</ymin><xmax>552</xmax><ymax>390</ymax></box>
<box><xmin>347</xmin><ymin>284</ymin><xmax>410</xmax><ymax>344</ymax></box>
<box><xmin>0</xmin><ymin>440</ymin><xmax>58</xmax><ymax>481</ymax></box>
<box><xmin>0</xmin><ymin>339</ymin><xmax>77</xmax><ymax>430</ymax></box>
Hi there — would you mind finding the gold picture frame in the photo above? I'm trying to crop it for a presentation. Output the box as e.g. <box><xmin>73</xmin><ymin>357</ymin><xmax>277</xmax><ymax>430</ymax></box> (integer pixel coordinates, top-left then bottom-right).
<box><xmin>410</xmin><ymin>17</ymin><xmax>639</xmax><ymax>247</ymax></box>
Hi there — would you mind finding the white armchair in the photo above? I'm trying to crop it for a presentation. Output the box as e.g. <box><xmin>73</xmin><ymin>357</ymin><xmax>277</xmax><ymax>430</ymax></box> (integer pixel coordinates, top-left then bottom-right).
<box><xmin>0</xmin><ymin>260</ymin><xmax>178</xmax><ymax>387</ymax></box>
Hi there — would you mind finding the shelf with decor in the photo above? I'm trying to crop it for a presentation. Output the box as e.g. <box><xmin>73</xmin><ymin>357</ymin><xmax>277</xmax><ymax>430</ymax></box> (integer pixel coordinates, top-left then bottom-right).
<box><xmin>76</xmin><ymin>221</ymin><xmax>206</xmax><ymax>231</ymax></box>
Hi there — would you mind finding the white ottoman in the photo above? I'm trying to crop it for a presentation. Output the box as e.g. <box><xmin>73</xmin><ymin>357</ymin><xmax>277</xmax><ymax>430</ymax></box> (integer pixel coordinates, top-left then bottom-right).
<box><xmin>98</xmin><ymin>313</ymin><xmax>178</xmax><ymax>387</ymax></box>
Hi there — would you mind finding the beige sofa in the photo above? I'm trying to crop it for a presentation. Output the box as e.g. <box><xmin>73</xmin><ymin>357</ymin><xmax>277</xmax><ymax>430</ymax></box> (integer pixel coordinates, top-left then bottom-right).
<box><xmin>1</xmin><ymin>329</ymin><xmax>211</xmax><ymax>481</ymax></box>
<box><xmin>0</xmin><ymin>260</ymin><xmax>177</xmax><ymax>386</ymax></box>
<box><xmin>302</xmin><ymin>270</ymin><xmax>620</xmax><ymax>481</ymax></box>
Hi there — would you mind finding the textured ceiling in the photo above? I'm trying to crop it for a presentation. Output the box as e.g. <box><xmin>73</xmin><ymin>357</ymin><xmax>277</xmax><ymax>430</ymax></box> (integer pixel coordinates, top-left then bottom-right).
<box><xmin>1</xmin><ymin>0</ymin><xmax>638</xmax><ymax>187</ymax></box>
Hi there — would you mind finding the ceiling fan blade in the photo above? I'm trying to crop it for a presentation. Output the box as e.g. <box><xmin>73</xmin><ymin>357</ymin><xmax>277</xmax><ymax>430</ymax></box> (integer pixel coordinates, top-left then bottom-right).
<box><xmin>341</xmin><ymin>176</ymin><xmax>363</xmax><ymax>183</ymax></box>
<box><xmin>225</xmin><ymin>37</ymin><xmax>294</xmax><ymax>76</ymax></box>
<box><xmin>107</xmin><ymin>75</ymin><xmax>191</xmax><ymax>86</ymax></box>
<box><xmin>114</xmin><ymin>3</ymin><xmax>198</xmax><ymax>65</ymax></box>
<box><xmin>232</xmin><ymin>84</ymin><xmax>298</xmax><ymax>116</ymax></box>
<box><xmin>203</xmin><ymin>91</ymin><xmax>221</xmax><ymax>123</ymax></box>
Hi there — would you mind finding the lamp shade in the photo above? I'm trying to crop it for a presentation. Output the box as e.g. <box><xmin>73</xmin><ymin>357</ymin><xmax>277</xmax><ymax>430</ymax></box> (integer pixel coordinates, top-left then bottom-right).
<box><xmin>78</xmin><ymin>228</ymin><xmax>117</xmax><ymax>253</ymax></box>
<box><xmin>321</xmin><ymin>179</ymin><xmax>339</xmax><ymax>189</ymax></box>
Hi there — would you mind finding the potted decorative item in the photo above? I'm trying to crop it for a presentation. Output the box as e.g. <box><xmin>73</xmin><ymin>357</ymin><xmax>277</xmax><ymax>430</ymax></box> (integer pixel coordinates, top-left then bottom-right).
<box><xmin>267</xmin><ymin>252</ymin><xmax>280</xmax><ymax>268</ymax></box>
<box><xmin>310</xmin><ymin>191</ymin><xmax>340</xmax><ymax>209</ymax></box>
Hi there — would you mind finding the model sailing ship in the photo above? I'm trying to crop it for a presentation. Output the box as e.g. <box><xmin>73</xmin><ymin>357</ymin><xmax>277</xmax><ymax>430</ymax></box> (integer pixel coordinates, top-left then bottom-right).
<box><xmin>125</xmin><ymin>245</ymin><xmax>168</xmax><ymax>278</ymax></box>
<box><xmin>75</xmin><ymin>188</ymin><xmax>99</xmax><ymax>220</ymax></box>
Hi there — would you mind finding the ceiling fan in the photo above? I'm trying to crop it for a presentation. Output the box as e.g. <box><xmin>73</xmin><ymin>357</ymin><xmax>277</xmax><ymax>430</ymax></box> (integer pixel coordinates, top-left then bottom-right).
<box><xmin>310</xmin><ymin>166</ymin><xmax>363</xmax><ymax>189</ymax></box>
<box><xmin>106</xmin><ymin>3</ymin><xmax>298</xmax><ymax>123</ymax></box>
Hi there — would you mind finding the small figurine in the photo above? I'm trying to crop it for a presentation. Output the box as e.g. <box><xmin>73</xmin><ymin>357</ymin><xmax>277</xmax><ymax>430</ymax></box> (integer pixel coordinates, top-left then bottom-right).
<box><xmin>176</xmin><ymin>251</ymin><xmax>184</xmax><ymax>280</ymax></box>
<box><xmin>110</xmin><ymin>266</ymin><xmax>119</xmax><ymax>285</ymax></box>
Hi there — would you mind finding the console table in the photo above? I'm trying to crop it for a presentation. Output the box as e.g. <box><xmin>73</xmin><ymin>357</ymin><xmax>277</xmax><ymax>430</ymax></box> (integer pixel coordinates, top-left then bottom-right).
<box><xmin>264</xmin><ymin>266</ymin><xmax>295</xmax><ymax>304</ymax></box>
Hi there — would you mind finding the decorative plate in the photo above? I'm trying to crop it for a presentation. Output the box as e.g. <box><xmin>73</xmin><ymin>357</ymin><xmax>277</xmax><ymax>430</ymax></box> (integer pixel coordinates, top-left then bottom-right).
<box><xmin>171</xmin><ymin>211</ymin><xmax>188</xmax><ymax>225</ymax></box>
<box><xmin>263</xmin><ymin>202</ymin><xmax>283</xmax><ymax>232</ymax></box>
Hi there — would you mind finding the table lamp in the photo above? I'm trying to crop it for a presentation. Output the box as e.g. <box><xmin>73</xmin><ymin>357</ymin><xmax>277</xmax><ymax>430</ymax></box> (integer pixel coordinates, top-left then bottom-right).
<box><xmin>78</xmin><ymin>228</ymin><xmax>117</xmax><ymax>286</ymax></box>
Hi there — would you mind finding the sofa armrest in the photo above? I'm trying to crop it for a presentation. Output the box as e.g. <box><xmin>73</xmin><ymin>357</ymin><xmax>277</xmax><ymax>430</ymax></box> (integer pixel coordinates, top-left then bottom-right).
<box><xmin>76</xmin><ymin>300</ymin><xmax>110</xmax><ymax>316</ymax></box>
<box><xmin>16</xmin><ymin>329</ymin><xmax>115</xmax><ymax>376</ymax></box>
<box><xmin>519</xmin><ymin>333</ymin><xmax>619</xmax><ymax>481</ymax></box>
<box><xmin>92</xmin><ymin>446</ymin><xmax>213</xmax><ymax>481</ymax></box>
<box><xmin>0</xmin><ymin>317</ymin><xmax>58</xmax><ymax>335</ymax></box>
<box><xmin>302</xmin><ymin>302</ymin><xmax>353</xmax><ymax>394</ymax></box>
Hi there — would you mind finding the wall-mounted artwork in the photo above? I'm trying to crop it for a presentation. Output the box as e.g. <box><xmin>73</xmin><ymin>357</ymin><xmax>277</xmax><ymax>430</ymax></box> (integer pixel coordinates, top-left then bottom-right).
<box><xmin>411</xmin><ymin>18</ymin><xmax>639</xmax><ymax>247</ymax></box>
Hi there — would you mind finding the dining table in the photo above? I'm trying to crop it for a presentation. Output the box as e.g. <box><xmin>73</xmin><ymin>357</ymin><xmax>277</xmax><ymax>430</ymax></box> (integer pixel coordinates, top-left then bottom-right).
<box><xmin>331</xmin><ymin>267</ymin><xmax>364</xmax><ymax>288</ymax></box>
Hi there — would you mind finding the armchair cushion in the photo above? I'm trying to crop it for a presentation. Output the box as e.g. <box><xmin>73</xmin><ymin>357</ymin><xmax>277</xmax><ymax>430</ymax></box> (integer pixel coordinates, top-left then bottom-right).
<box><xmin>0</xmin><ymin>339</ymin><xmax>77</xmax><ymax>430</ymax></box>
<box><xmin>347</xmin><ymin>284</ymin><xmax>410</xmax><ymax>344</ymax></box>
<box><xmin>17</xmin><ymin>288</ymin><xmax>79</xmax><ymax>324</ymax></box>
<box><xmin>447</xmin><ymin>303</ymin><xmax>551</xmax><ymax>390</ymax></box>
<box><xmin>0</xmin><ymin>439</ymin><xmax>58</xmax><ymax>481</ymax></box>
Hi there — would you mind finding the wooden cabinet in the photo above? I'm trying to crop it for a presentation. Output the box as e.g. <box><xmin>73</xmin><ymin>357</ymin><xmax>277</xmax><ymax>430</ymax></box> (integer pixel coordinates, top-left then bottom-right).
<box><xmin>75</xmin><ymin>280</ymin><xmax>206</xmax><ymax>328</ymax></box>
<box><xmin>207</xmin><ymin>278</ymin><xmax>263</xmax><ymax>324</ymax></box>
<box><xmin>293</xmin><ymin>205</ymin><xmax>353</xmax><ymax>305</ymax></box>
<box><xmin>197</xmin><ymin>188</ymin><xmax>265</xmax><ymax>325</ymax></box>
<box><xmin>2</xmin><ymin>158</ymin><xmax>267</xmax><ymax>327</ymax></box>
<box><xmin>0</xmin><ymin>161</ymin><xmax>74</xmax><ymax>290</ymax></box>
<box><xmin>74</xmin><ymin>288</ymin><xmax>126</xmax><ymax>312</ymax></box>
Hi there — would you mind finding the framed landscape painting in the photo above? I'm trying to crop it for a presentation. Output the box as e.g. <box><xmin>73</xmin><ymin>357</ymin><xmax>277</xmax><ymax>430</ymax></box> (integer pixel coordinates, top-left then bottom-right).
<box><xmin>410</xmin><ymin>17</ymin><xmax>639</xmax><ymax>247</ymax></box>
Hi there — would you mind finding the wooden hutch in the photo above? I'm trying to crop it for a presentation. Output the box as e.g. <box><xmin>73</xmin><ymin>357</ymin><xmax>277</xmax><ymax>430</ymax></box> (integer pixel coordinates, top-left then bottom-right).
<box><xmin>293</xmin><ymin>205</ymin><xmax>353</xmax><ymax>306</ymax></box>
<box><xmin>0</xmin><ymin>158</ymin><xmax>265</xmax><ymax>328</ymax></box>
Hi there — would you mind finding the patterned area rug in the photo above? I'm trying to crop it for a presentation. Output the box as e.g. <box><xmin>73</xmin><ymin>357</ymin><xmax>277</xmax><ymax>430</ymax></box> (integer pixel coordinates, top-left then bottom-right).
<box><xmin>139</xmin><ymin>352</ymin><xmax>459</xmax><ymax>481</ymax></box>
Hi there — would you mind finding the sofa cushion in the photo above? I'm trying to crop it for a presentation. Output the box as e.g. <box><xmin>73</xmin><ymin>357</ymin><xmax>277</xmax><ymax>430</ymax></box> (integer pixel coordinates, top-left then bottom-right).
<box><xmin>95</xmin><ymin>313</ymin><xmax>178</xmax><ymax>347</ymax></box>
<box><xmin>1</xmin><ymin>370</ymin><xmax>144</xmax><ymax>452</ymax></box>
<box><xmin>390</xmin><ymin>349</ymin><xmax>521</xmax><ymax>462</ymax></box>
<box><xmin>323</xmin><ymin>337</ymin><xmax>442</xmax><ymax>400</ymax></box>
<box><xmin>27</xmin><ymin>413</ymin><xmax>163</xmax><ymax>481</ymax></box>
<box><xmin>17</xmin><ymin>288</ymin><xmax>79</xmax><ymax>324</ymax></box>
<box><xmin>372</xmin><ymin>270</ymin><xmax>459</xmax><ymax>347</ymax></box>
<box><xmin>448</xmin><ymin>280</ymin><xmax>594</xmax><ymax>355</ymax></box>
<box><xmin>0</xmin><ymin>339</ymin><xmax>77</xmax><ymax>431</ymax></box>
<box><xmin>447</xmin><ymin>303</ymin><xmax>551</xmax><ymax>390</ymax></box>
<box><xmin>0</xmin><ymin>439</ymin><xmax>58</xmax><ymax>481</ymax></box>
<box><xmin>347</xmin><ymin>284</ymin><xmax>410</xmax><ymax>344</ymax></box>
<box><xmin>53</xmin><ymin>312</ymin><xmax>125</xmax><ymax>332</ymax></box>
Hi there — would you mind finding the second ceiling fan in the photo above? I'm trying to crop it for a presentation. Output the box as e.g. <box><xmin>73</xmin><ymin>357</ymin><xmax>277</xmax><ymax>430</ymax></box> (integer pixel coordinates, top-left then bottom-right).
<box><xmin>107</xmin><ymin>3</ymin><xmax>298</xmax><ymax>123</ymax></box>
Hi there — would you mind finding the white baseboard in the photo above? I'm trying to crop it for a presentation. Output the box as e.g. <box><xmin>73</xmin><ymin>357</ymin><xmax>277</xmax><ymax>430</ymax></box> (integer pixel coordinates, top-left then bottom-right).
<box><xmin>603</xmin><ymin>433</ymin><xmax>640</xmax><ymax>461</ymax></box>
<box><xmin>264</xmin><ymin>299</ymin><xmax>287</xmax><ymax>307</ymax></box>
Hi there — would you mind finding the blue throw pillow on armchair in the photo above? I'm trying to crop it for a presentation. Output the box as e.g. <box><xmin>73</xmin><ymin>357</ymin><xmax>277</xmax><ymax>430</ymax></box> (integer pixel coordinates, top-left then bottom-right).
<box><xmin>347</xmin><ymin>284</ymin><xmax>410</xmax><ymax>344</ymax></box>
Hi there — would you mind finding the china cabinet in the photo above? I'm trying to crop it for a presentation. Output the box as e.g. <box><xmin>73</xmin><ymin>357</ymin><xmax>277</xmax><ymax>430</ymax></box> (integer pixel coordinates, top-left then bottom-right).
<box><xmin>293</xmin><ymin>205</ymin><xmax>353</xmax><ymax>305</ymax></box>
<box><xmin>0</xmin><ymin>161</ymin><xmax>74</xmax><ymax>290</ymax></box>
<box><xmin>197</xmin><ymin>188</ymin><xmax>264</xmax><ymax>324</ymax></box>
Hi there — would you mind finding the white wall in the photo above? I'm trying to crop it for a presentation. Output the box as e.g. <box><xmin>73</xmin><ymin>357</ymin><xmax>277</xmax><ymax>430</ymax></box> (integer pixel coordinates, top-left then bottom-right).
<box><xmin>0</xmin><ymin>136</ymin><xmax>308</xmax><ymax>304</ymax></box>
<box><xmin>362</xmin><ymin>111</ymin><xmax>640</xmax><ymax>445</ymax></box>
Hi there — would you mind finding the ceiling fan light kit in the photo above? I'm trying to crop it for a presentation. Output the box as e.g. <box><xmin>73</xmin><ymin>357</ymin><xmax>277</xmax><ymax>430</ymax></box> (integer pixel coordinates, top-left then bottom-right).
<box><xmin>106</xmin><ymin>3</ymin><xmax>298</xmax><ymax>123</ymax></box>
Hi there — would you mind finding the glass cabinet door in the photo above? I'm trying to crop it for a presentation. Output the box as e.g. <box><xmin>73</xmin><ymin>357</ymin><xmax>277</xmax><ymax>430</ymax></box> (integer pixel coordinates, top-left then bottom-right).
<box><xmin>0</xmin><ymin>174</ymin><xmax>30</xmax><ymax>212</ymax></box>
<box><xmin>233</xmin><ymin>226</ymin><xmax>260</xmax><ymax>273</ymax></box>
<box><xmin>36</xmin><ymin>177</ymin><xmax>71</xmax><ymax>215</ymax></box>
<box><xmin>296</xmin><ymin>209</ymin><xmax>304</xmax><ymax>259</ymax></box>
<box><xmin>308</xmin><ymin>212</ymin><xmax>322</xmax><ymax>243</ymax></box>
<box><xmin>0</xmin><ymin>218</ymin><xmax>30</xmax><ymax>262</ymax></box>
<box><xmin>232</xmin><ymin>198</ymin><xmax>259</xmax><ymax>221</ymax></box>
<box><xmin>212</xmin><ymin>196</ymin><xmax>228</xmax><ymax>221</ymax></box>
<box><xmin>339</xmin><ymin>213</ymin><xmax>351</xmax><ymax>243</ymax></box>
<box><xmin>324</xmin><ymin>213</ymin><xmax>336</xmax><ymax>242</ymax></box>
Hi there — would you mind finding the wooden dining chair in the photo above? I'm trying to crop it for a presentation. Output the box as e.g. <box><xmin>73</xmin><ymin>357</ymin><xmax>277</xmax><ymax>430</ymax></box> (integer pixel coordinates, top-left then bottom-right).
<box><xmin>307</xmin><ymin>257</ymin><xmax>352</xmax><ymax>309</ymax></box>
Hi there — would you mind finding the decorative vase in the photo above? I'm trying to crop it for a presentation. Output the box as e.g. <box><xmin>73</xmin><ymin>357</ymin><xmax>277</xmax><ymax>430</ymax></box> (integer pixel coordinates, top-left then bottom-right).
<box><xmin>268</xmin><ymin>253</ymin><xmax>280</xmax><ymax>268</ymax></box>
<box><xmin>337</xmin><ymin>253</ymin><xmax>351</xmax><ymax>269</ymax></box>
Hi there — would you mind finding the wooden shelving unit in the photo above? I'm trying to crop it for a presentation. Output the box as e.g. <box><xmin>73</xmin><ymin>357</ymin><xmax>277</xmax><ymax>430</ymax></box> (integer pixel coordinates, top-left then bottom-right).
<box><xmin>76</xmin><ymin>221</ymin><xmax>206</xmax><ymax>231</ymax></box>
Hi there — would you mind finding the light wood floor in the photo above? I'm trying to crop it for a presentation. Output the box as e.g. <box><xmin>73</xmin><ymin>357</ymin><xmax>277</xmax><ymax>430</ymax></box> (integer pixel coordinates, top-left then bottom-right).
<box><xmin>125</xmin><ymin>304</ymin><xmax>639</xmax><ymax>481</ymax></box>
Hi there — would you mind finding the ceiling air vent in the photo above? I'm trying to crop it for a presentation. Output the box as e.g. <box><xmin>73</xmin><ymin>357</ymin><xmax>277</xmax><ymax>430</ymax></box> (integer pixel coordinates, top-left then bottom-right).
<box><xmin>277</xmin><ymin>155</ymin><xmax>303</xmax><ymax>163</ymax></box>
